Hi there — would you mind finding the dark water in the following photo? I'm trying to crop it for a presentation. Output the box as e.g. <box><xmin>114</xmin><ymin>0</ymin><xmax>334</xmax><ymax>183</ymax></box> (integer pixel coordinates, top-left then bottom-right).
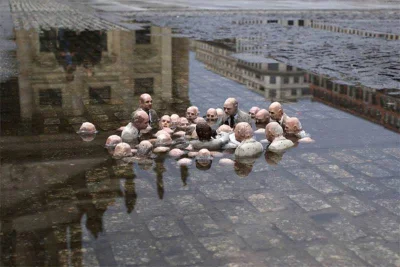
<box><xmin>1</xmin><ymin>25</ymin><xmax>399</xmax><ymax>266</ymax></box>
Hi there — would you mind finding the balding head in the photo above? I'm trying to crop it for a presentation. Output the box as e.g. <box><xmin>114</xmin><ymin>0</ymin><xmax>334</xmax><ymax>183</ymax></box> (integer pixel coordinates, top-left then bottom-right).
<box><xmin>79</xmin><ymin>122</ymin><xmax>96</xmax><ymax>133</ymax></box>
<box><xmin>249</xmin><ymin>106</ymin><xmax>260</xmax><ymax>119</ymax></box>
<box><xmin>285</xmin><ymin>117</ymin><xmax>302</xmax><ymax>134</ymax></box>
<box><xmin>139</xmin><ymin>94</ymin><xmax>152</xmax><ymax>111</ymax></box>
<box><xmin>224</xmin><ymin>98</ymin><xmax>238</xmax><ymax>116</ymax></box>
<box><xmin>155</xmin><ymin>133</ymin><xmax>172</xmax><ymax>147</ymax></box>
<box><xmin>268</xmin><ymin>102</ymin><xmax>284</xmax><ymax>121</ymax></box>
<box><xmin>159</xmin><ymin>115</ymin><xmax>171</xmax><ymax>129</ymax></box>
<box><xmin>234</xmin><ymin>122</ymin><xmax>253</xmax><ymax>142</ymax></box>
<box><xmin>137</xmin><ymin>140</ymin><xmax>153</xmax><ymax>157</ymax></box>
<box><xmin>255</xmin><ymin>109</ymin><xmax>270</xmax><ymax>124</ymax></box>
<box><xmin>186</xmin><ymin>106</ymin><xmax>199</xmax><ymax>123</ymax></box>
<box><xmin>132</xmin><ymin>110</ymin><xmax>149</xmax><ymax>130</ymax></box>
<box><xmin>114</xmin><ymin>142</ymin><xmax>133</xmax><ymax>159</ymax></box>
<box><xmin>216</xmin><ymin>108</ymin><xmax>224</xmax><ymax>117</ymax></box>
<box><xmin>216</xmin><ymin>124</ymin><xmax>232</xmax><ymax>134</ymax></box>
<box><xmin>206</xmin><ymin>108</ymin><xmax>218</xmax><ymax>121</ymax></box>
<box><xmin>266</xmin><ymin>122</ymin><xmax>283</xmax><ymax>142</ymax></box>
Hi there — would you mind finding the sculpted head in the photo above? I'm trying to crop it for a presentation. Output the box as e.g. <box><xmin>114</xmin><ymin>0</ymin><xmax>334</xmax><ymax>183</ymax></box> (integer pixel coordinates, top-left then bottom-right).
<box><xmin>132</xmin><ymin>110</ymin><xmax>149</xmax><ymax>130</ymax></box>
<box><xmin>249</xmin><ymin>106</ymin><xmax>260</xmax><ymax>119</ymax></box>
<box><xmin>255</xmin><ymin>109</ymin><xmax>270</xmax><ymax>124</ymax></box>
<box><xmin>105</xmin><ymin>135</ymin><xmax>122</xmax><ymax>147</ymax></box>
<box><xmin>113</xmin><ymin>142</ymin><xmax>133</xmax><ymax>159</ymax></box>
<box><xmin>266</xmin><ymin>122</ymin><xmax>283</xmax><ymax>142</ymax></box>
<box><xmin>137</xmin><ymin>140</ymin><xmax>153</xmax><ymax>157</ymax></box>
<box><xmin>159</xmin><ymin>115</ymin><xmax>171</xmax><ymax>129</ymax></box>
<box><xmin>155</xmin><ymin>133</ymin><xmax>172</xmax><ymax>147</ymax></box>
<box><xmin>268</xmin><ymin>102</ymin><xmax>284</xmax><ymax>121</ymax></box>
<box><xmin>139</xmin><ymin>93</ymin><xmax>152</xmax><ymax>111</ymax></box>
<box><xmin>216</xmin><ymin>124</ymin><xmax>232</xmax><ymax>134</ymax></box>
<box><xmin>285</xmin><ymin>117</ymin><xmax>302</xmax><ymax>135</ymax></box>
<box><xmin>170</xmin><ymin>114</ymin><xmax>180</xmax><ymax>128</ymax></box>
<box><xmin>196</xmin><ymin>122</ymin><xmax>213</xmax><ymax>141</ymax></box>
<box><xmin>186</xmin><ymin>106</ymin><xmax>199</xmax><ymax>122</ymax></box>
<box><xmin>206</xmin><ymin>108</ymin><xmax>218</xmax><ymax>121</ymax></box>
<box><xmin>195</xmin><ymin>117</ymin><xmax>206</xmax><ymax>124</ymax></box>
<box><xmin>234</xmin><ymin>122</ymin><xmax>253</xmax><ymax>142</ymax></box>
<box><xmin>79</xmin><ymin>122</ymin><xmax>96</xmax><ymax>134</ymax></box>
<box><xmin>216</xmin><ymin>108</ymin><xmax>224</xmax><ymax>117</ymax></box>
<box><xmin>196</xmin><ymin>149</ymin><xmax>212</xmax><ymax>168</ymax></box>
<box><xmin>223</xmin><ymin>98</ymin><xmax>238</xmax><ymax>116</ymax></box>
<box><xmin>179</xmin><ymin>117</ymin><xmax>190</xmax><ymax>131</ymax></box>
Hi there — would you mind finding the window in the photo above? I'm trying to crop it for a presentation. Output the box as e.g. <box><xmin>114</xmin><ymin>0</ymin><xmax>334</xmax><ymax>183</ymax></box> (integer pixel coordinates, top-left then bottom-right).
<box><xmin>134</xmin><ymin>78</ymin><xmax>154</xmax><ymax>95</ymax></box>
<box><xmin>291</xmin><ymin>89</ymin><xmax>297</xmax><ymax>96</ymax></box>
<box><xmin>39</xmin><ymin>89</ymin><xmax>62</xmax><ymax>106</ymax></box>
<box><xmin>269</xmin><ymin>89</ymin><xmax>277</xmax><ymax>98</ymax></box>
<box><xmin>288</xmin><ymin>20</ymin><xmax>294</xmax><ymax>26</ymax></box>
<box><xmin>135</xmin><ymin>27</ymin><xmax>151</xmax><ymax>44</ymax></box>
<box><xmin>302</xmin><ymin>88</ymin><xmax>310</xmax><ymax>95</ymax></box>
<box><xmin>283</xmin><ymin>77</ymin><xmax>289</xmax><ymax>84</ymax></box>
<box><xmin>89</xmin><ymin>86</ymin><xmax>111</xmax><ymax>104</ymax></box>
<box><xmin>270</xmin><ymin>76</ymin><xmax>276</xmax><ymax>84</ymax></box>
<box><xmin>268</xmin><ymin>63</ymin><xmax>279</xmax><ymax>71</ymax></box>
<box><xmin>298</xmin><ymin>20</ymin><xmax>304</xmax><ymax>26</ymax></box>
<box><xmin>286</xmin><ymin>65</ymin><xmax>293</xmax><ymax>71</ymax></box>
<box><xmin>294</xmin><ymin>76</ymin><xmax>299</xmax><ymax>83</ymax></box>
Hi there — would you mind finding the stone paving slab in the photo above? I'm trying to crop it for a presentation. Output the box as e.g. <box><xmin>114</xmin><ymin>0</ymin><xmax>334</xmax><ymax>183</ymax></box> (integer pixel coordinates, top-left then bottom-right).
<box><xmin>320</xmin><ymin>216</ymin><xmax>367</xmax><ymax>242</ymax></box>
<box><xmin>365</xmin><ymin>215</ymin><xmax>400</xmax><ymax>242</ymax></box>
<box><xmin>337</xmin><ymin>176</ymin><xmax>381</xmax><ymax>192</ymax></box>
<box><xmin>306</xmin><ymin>244</ymin><xmax>366</xmax><ymax>267</ymax></box>
<box><xmin>328</xmin><ymin>194</ymin><xmax>375</xmax><ymax>216</ymax></box>
<box><xmin>198</xmin><ymin>235</ymin><xmax>246</xmax><ymax>259</ymax></box>
<box><xmin>168</xmin><ymin>194</ymin><xmax>206</xmax><ymax>215</ymax></box>
<box><xmin>349</xmin><ymin>163</ymin><xmax>393</xmax><ymax>178</ymax></box>
<box><xmin>156</xmin><ymin>238</ymin><xmax>203</xmax><ymax>266</ymax></box>
<box><xmin>316</xmin><ymin>164</ymin><xmax>354</xmax><ymax>179</ymax></box>
<box><xmin>146</xmin><ymin>215</ymin><xmax>184</xmax><ymax>238</ymax></box>
<box><xmin>298</xmin><ymin>152</ymin><xmax>330</xmax><ymax>164</ymax></box>
<box><xmin>373</xmin><ymin>199</ymin><xmax>400</xmax><ymax>216</ymax></box>
<box><xmin>380</xmin><ymin>178</ymin><xmax>400</xmax><ymax>193</ymax></box>
<box><xmin>183</xmin><ymin>213</ymin><xmax>223</xmax><ymax>237</ymax></box>
<box><xmin>274</xmin><ymin>215</ymin><xmax>327</xmax><ymax>242</ymax></box>
<box><xmin>383</xmin><ymin>148</ymin><xmax>400</xmax><ymax>160</ymax></box>
<box><xmin>234</xmin><ymin>225</ymin><xmax>285</xmax><ymax>251</ymax></box>
<box><xmin>215</xmin><ymin>201</ymin><xmax>269</xmax><ymax>225</ymax></box>
<box><xmin>244</xmin><ymin>191</ymin><xmax>290</xmax><ymax>212</ymax></box>
<box><xmin>288</xmin><ymin>193</ymin><xmax>331</xmax><ymax>212</ymax></box>
<box><xmin>288</xmin><ymin>168</ymin><xmax>343</xmax><ymax>194</ymax></box>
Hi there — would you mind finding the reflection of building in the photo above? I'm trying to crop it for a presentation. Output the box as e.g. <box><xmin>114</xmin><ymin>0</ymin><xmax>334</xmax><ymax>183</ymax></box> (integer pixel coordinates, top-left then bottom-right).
<box><xmin>234</xmin><ymin>19</ymin><xmax>312</xmax><ymax>27</ymax></box>
<box><xmin>192</xmin><ymin>39</ymin><xmax>310</xmax><ymax>102</ymax></box>
<box><xmin>1</xmin><ymin>25</ymin><xmax>190</xmax><ymax>135</ymax></box>
<box><xmin>309</xmin><ymin>73</ymin><xmax>400</xmax><ymax>132</ymax></box>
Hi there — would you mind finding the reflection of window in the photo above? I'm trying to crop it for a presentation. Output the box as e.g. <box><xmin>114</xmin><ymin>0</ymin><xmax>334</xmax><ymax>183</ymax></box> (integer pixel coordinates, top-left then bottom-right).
<box><xmin>136</xmin><ymin>28</ymin><xmax>151</xmax><ymax>44</ymax></box>
<box><xmin>39</xmin><ymin>89</ymin><xmax>62</xmax><ymax>106</ymax></box>
<box><xmin>291</xmin><ymin>89</ymin><xmax>297</xmax><ymax>96</ymax></box>
<box><xmin>283</xmin><ymin>77</ymin><xmax>289</xmax><ymax>84</ymax></box>
<box><xmin>260</xmin><ymin>86</ymin><xmax>265</xmax><ymax>91</ymax></box>
<box><xmin>286</xmin><ymin>65</ymin><xmax>293</xmax><ymax>71</ymax></box>
<box><xmin>288</xmin><ymin>20</ymin><xmax>294</xmax><ymax>26</ymax></box>
<box><xmin>39</xmin><ymin>29</ymin><xmax>57</xmax><ymax>52</ymax></box>
<box><xmin>134</xmin><ymin>78</ymin><xmax>154</xmax><ymax>95</ymax></box>
<box><xmin>268</xmin><ymin>63</ymin><xmax>279</xmax><ymax>71</ymax></box>
<box><xmin>326</xmin><ymin>80</ymin><xmax>333</xmax><ymax>90</ymax></box>
<box><xmin>294</xmin><ymin>76</ymin><xmax>299</xmax><ymax>83</ymax></box>
<box><xmin>89</xmin><ymin>86</ymin><xmax>111</xmax><ymax>104</ymax></box>
<box><xmin>269</xmin><ymin>89</ymin><xmax>276</xmax><ymax>97</ymax></box>
<box><xmin>299</xmin><ymin>20</ymin><xmax>304</xmax><ymax>26</ymax></box>
<box><xmin>270</xmin><ymin>76</ymin><xmax>276</xmax><ymax>84</ymax></box>
<box><xmin>267</xmin><ymin>20</ymin><xmax>278</xmax><ymax>23</ymax></box>
<box><xmin>302</xmin><ymin>88</ymin><xmax>310</xmax><ymax>95</ymax></box>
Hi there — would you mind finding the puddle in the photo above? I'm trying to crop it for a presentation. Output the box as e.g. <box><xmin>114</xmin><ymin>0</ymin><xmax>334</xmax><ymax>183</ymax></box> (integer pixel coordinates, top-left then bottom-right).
<box><xmin>1</xmin><ymin>24</ymin><xmax>399</xmax><ymax>266</ymax></box>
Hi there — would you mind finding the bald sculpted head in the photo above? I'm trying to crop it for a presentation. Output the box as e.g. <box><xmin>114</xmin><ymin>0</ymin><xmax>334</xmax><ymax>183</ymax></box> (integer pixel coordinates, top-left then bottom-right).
<box><xmin>132</xmin><ymin>110</ymin><xmax>149</xmax><ymax>130</ymax></box>
<box><xmin>234</xmin><ymin>122</ymin><xmax>253</xmax><ymax>142</ymax></box>
<box><xmin>223</xmin><ymin>98</ymin><xmax>238</xmax><ymax>116</ymax></box>
<box><xmin>268</xmin><ymin>102</ymin><xmax>284</xmax><ymax>121</ymax></box>
<box><xmin>206</xmin><ymin>108</ymin><xmax>218</xmax><ymax>121</ymax></box>
<box><xmin>249</xmin><ymin>106</ymin><xmax>260</xmax><ymax>119</ymax></box>
<box><xmin>159</xmin><ymin>115</ymin><xmax>171</xmax><ymax>129</ymax></box>
<box><xmin>139</xmin><ymin>93</ymin><xmax>152</xmax><ymax>111</ymax></box>
<box><xmin>255</xmin><ymin>109</ymin><xmax>270</xmax><ymax>124</ymax></box>
<box><xmin>266</xmin><ymin>122</ymin><xmax>283</xmax><ymax>142</ymax></box>
<box><xmin>186</xmin><ymin>106</ymin><xmax>199</xmax><ymax>123</ymax></box>
<box><xmin>285</xmin><ymin>117</ymin><xmax>302</xmax><ymax>134</ymax></box>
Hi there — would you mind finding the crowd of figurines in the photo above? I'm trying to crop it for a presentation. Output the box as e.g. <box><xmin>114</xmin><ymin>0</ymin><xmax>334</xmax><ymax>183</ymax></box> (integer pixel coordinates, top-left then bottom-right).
<box><xmin>77</xmin><ymin>93</ymin><xmax>314</xmax><ymax>172</ymax></box>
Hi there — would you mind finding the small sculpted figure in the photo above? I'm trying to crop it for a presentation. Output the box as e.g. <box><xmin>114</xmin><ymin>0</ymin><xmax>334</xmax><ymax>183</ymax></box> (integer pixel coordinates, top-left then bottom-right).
<box><xmin>234</xmin><ymin>122</ymin><xmax>263</xmax><ymax>158</ymax></box>
<box><xmin>206</xmin><ymin>108</ymin><xmax>218</xmax><ymax>121</ymax></box>
<box><xmin>249</xmin><ymin>106</ymin><xmax>260</xmax><ymax>119</ymax></box>
<box><xmin>284</xmin><ymin>117</ymin><xmax>314</xmax><ymax>143</ymax></box>
<box><xmin>169</xmin><ymin>148</ymin><xmax>185</xmax><ymax>157</ymax></box>
<box><xmin>195</xmin><ymin>149</ymin><xmax>213</xmax><ymax>170</ymax></box>
<box><xmin>177</xmin><ymin>158</ymin><xmax>192</xmax><ymax>166</ymax></box>
<box><xmin>136</xmin><ymin>140</ymin><xmax>153</xmax><ymax>158</ymax></box>
<box><xmin>153</xmin><ymin>133</ymin><xmax>172</xmax><ymax>153</ymax></box>
<box><xmin>190</xmin><ymin>122</ymin><xmax>230</xmax><ymax>151</ymax></box>
<box><xmin>266</xmin><ymin>122</ymin><xmax>294</xmax><ymax>153</ymax></box>
<box><xmin>234</xmin><ymin>158</ymin><xmax>256</xmax><ymax>177</ymax></box>
<box><xmin>170</xmin><ymin>114</ymin><xmax>180</xmax><ymax>129</ymax></box>
<box><xmin>219</xmin><ymin>158</ymin><xmax>235</xmax><ymax>166</ymax></box>
<box><xmin>216</xmin><ymin>108</ymin><xmax>224</xmax><ymax>118</ymax></box>
<box><xmin>113</xmin><ymin>142</ymin><xmax>133</xmax><ymax>159</ymax></box>
<box><xmin>78</xmin><ymin>122</ymin><xmax>97</xmax><ymax>142</ymax></box>
<box><xmin>121</xmin><ymin>110</ymin><xmax>149</xmax><ymax>143</ymax></box>
<box><xmin>174</xmin><ymin>117</ymin><xmax>194</xmax><ymax>137</ymax></box>
<box><xmin>159</xmin><ymin>115</ymin><xmax>171</xmax><ymax>129</ymax></box>
<box><xmin>186</xmin><ymin>106</ymin><xmax>199</xmax><ymax>124</ymax></box>
<box><xmin>268</xmin><ymin>102</ymin><xmax>289</xmax><ymax>129</ymax></box>
<box><xmin>254</xmin><ymin>109</ymin><xmax>270</xmax><ymax>133</ymax></box>
<box><xmin>137</xmin><ymin>93</ymin><xmax>158</xmax><ymax>125</ymax></box>
<box><xmin>222</xmin><ymin>98</ymin><xmax>252</xmax><ymax>128</ymax></box>
<box><xmin>105</xmin><ymin>135</ymin><xmax>122</xmax><ymax>154</ymax></box>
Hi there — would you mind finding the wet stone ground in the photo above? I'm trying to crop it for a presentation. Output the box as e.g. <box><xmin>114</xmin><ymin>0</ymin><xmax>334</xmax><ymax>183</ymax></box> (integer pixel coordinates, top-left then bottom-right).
<box><xmin>1</xmin><ymin>0</ymin><xmax>400</xmax><ymax>266</ymax></box>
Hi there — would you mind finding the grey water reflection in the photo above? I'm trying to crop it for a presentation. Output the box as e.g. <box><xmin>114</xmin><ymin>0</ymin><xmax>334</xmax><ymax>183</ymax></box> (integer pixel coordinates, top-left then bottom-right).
<box><xmin>1</xmin><ymin>25</ymin><xmax>400</xmax><ymax>266</ymax></box>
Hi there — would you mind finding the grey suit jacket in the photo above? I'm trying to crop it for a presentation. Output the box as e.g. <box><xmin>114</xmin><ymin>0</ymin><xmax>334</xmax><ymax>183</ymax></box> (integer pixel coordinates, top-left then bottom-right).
<box><xmin>135</xmin><ymin>108</ymin><xmax>159</xmax><ymax>125</ymax></box>
<box><xmin>221</xmin><ymin>109</ymin><xmax>252</xmax><ymax>127</ymax></box>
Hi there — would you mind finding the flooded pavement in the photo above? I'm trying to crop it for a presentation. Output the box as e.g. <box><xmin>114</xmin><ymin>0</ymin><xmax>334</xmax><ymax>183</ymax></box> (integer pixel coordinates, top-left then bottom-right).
<box><xmin>1</xmin><ymin>1</ymin><xmax>400</xmax><ymax>266</ymax></box>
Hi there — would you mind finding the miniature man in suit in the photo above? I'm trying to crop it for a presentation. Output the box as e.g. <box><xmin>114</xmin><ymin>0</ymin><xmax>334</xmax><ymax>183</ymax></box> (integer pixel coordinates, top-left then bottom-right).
<box><xmin>268</xmin><ymin>102</ymin><xmax>289</xmax><ymax>130</ymax></box>
<box><xmin>221</xmin><ymin>98</ymin><xmax>251</xmax><ymax>128</ymax></box>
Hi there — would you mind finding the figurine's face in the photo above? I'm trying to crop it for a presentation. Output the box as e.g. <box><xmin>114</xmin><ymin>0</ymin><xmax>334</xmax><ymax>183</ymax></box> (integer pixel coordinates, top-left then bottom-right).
<box><xmin>249</xmin><ymin>107</ymin><xmax>259</xmax><ymax>119</ymax></box>
<box><xmin>224</xmin><ymin>102</ymin><xmax>237</xmax><ymax>116</ymax></box>
<box><xmin>206</xmin><ymin>110</ymin><xmax>217</xmax><ymax>120</ymax></box>
<box><xmin>179</xmin><ymin>118</ymin><xmax>190</xmax><ymax>130</ymax></box>
<box><xmin>186</xmin><ymin>108</ymin><xmax>197</xmax><ymax>121</ymax></box>
<box><xmin>140</xmin><ymin>95</ymin><xmax>153</xmax><ymax>110</ymax></box>
<box><xmin>160</xmin><ymin>116</ymin><xmax>171</xmax><ymax>128</ymax></box>
<box><xmin>268</xmin><ymin>106</ymin><xmax>282</xmax><ymax>121</ymax></box>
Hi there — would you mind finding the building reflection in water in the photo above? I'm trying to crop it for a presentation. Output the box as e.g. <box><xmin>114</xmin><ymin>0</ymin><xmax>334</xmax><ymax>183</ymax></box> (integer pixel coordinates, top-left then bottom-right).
<box><xmin>192</xmin><ymin>39</ymin><xmax>311</xmax><ymax>102</ymax></box>
<box><xmin>0</xmin><ymin>25</ymin><xmax>190</xmax><ymax>266</ymax></box>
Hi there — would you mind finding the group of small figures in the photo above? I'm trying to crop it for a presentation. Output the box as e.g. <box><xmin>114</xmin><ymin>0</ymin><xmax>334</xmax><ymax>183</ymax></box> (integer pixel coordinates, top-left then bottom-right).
<box><xmin>77</xmin><ymin>93</ymin><xmax>314</xmax><ymax>170</ymax></box>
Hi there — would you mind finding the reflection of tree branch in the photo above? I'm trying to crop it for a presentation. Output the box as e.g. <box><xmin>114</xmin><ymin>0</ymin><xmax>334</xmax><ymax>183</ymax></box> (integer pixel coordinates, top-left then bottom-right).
<box><xmin>154</xmin><ymin>155</ymin><xmax>166</xmax><ymax>199</ymax></box>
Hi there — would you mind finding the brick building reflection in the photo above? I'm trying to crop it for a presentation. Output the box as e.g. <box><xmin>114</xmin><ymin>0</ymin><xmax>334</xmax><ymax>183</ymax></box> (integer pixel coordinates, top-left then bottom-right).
<box><xmin>0</xmin><ymin>25</ymin><xmax>190</xmax><ymax>266</ymax></box>
<box><xmin>192</xmin><ymin>39</ymin><xmax>311</xmax><ymax>102</ymax></box>
<box><xmin>308</xmin><ymin>73</ymin><xmax>400</xmax><ymax>132</ymax></box>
